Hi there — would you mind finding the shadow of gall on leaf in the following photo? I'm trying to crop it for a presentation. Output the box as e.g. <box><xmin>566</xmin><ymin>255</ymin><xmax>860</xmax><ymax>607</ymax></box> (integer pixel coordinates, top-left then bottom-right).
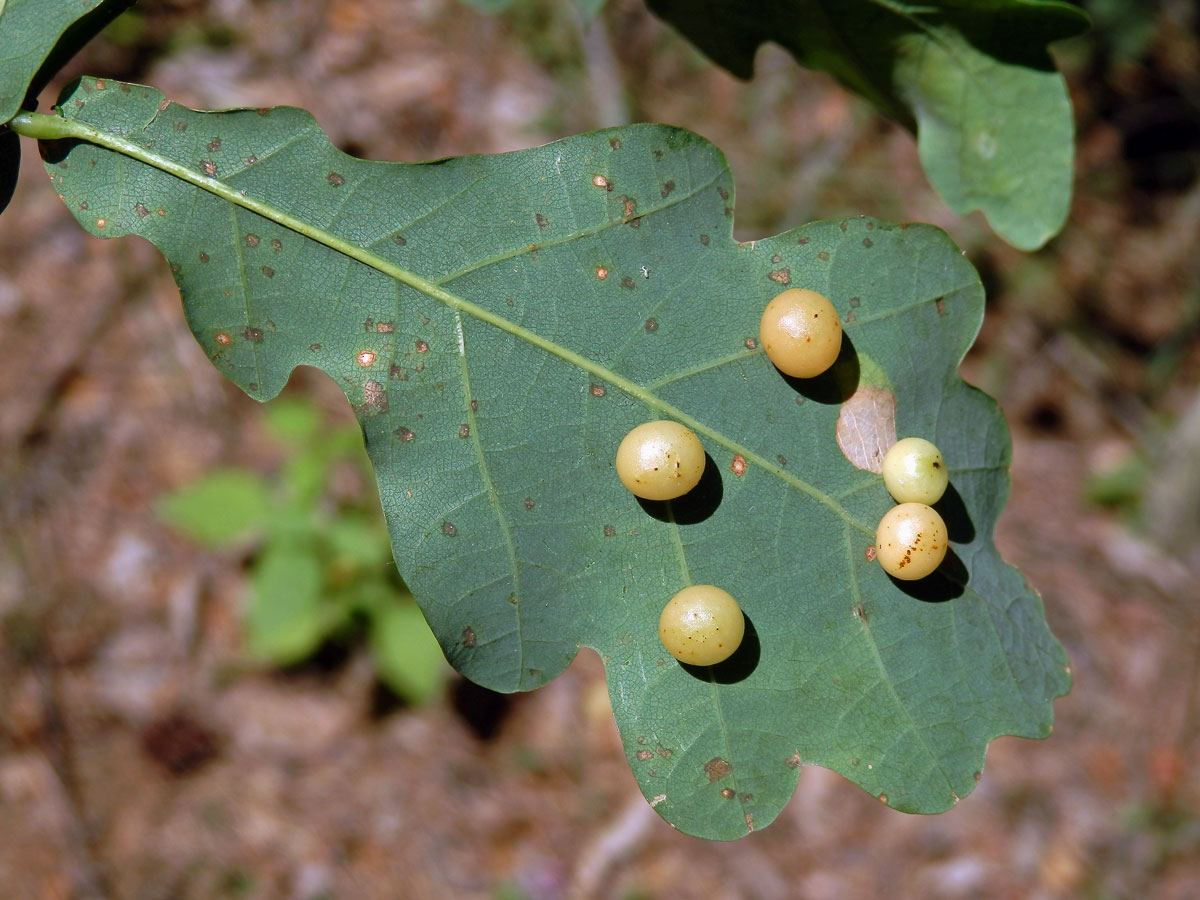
<box><xmin>780</xmin><ymin>332</ymin><xmax>860</xmax><ymax>405</ymax></box>
<box><xmin>888</xmin><ymin>548</ymin><xmax>969</xmax><ymax>603</ymax></box>
<box><xmin>934</xmin><ymin>482</ymin><xmax>976</xmax><ymax>544</ymax></box>
<box><xmin>681</xmin><ymin>614</ymin><xmax>760</xmax><ymax>684</ymax></box>
<box><xmin>636</xmin><ymin>452</ymin><xmax>723</xmax><ymax>524</ymax></box>
<box><xmin>0</xmin><ymin>130</ymin><xmax>19</xmax><ymax>215</ymax></box>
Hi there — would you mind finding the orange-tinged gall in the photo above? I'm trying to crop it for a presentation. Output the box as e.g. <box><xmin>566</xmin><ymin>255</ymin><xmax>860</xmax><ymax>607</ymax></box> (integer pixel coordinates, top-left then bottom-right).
<box><xmin>658</xmin><ymin>585</ymin><xmax>745</xmax><ymax>666</ymax></box>
<box><xmin>615</xmin><ymin>420</ymin><xmax>705</xmax><ymax>501</ymax></box>
<box><xmin>875</xmin><ymin>503</ymin><xmax>948</xmax><ymax>580</ymax></box>
<box><xmin>882</xmin><ymin>437</ymin><xmax>948</xmax><ymax>504</ymax></box>
<box><xmin>759</xmin><ymin>288</ymin><xmax>842</xmax><ymax>378</ymax></box>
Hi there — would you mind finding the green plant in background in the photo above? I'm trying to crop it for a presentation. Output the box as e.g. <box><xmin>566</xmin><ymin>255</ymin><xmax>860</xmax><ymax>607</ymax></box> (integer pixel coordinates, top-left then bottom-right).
<box><xmin>158</xmin><ymin>396</ymin><xmax>449</xmax><ymax>705</ymax></box>
<box><xmin>1</xmin><ymin>0</ymin><xmax>1085</xmax><ymax>839</ymax></box>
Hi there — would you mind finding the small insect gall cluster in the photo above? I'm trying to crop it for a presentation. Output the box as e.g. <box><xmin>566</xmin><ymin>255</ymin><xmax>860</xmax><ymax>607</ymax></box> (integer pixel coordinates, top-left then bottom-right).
<box><xmin>872</xmin><ymin>436</ymin><xmax>951</xmax><ymax>579</ymax></box>
<box><xmin>607</xmin><ymin>286</ymin><xmax>952</xmax><ymax>662</ymax></box>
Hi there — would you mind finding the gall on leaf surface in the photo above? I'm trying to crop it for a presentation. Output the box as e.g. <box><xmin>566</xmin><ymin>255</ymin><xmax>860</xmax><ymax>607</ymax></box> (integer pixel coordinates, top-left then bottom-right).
<box><xmin>37</xmin><ymin>78</ymin><xmax>1069</xmax><ymax>840</ymax></box>
<box><xmin>646</xmin><ymin>0</ymin><xmax>1089</xmax><ymax>250</ymax></box>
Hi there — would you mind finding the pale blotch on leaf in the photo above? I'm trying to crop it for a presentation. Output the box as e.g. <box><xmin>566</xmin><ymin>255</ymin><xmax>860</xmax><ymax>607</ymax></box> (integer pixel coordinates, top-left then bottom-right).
<box><xmin>835</xmin><ymin>386</ymin><xmax>898</xmax><ymax>474</ymax></box>
<box><xmin>356</xmin><ymin>350</ymin><xmax>377</xmax><ymax>367</ymax></box>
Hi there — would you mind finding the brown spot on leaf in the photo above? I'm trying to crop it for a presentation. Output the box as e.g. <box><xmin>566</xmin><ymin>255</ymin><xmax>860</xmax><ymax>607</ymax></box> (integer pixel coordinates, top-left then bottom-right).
<box><xmin>95</xmin><ymin>219</ymin><xmax>107</xmax><ymax>229</ymax></box>
<box><xmin>644</xmin><ymin>318</ymin><xmax>658</xmax><ymax>332</ymax></box>
<box><xmin>393</xmin><ymin>235</ymin><xmax>406</xmax><ymax>246</ymax></box>
<box><xmin>937</xmin><ymin>298</ymin><xmax>947</xmax><ymax>315</ymax></box>
<box><xmin>396</xmin><ymin>427</ymin><xmax>415</xmax><ymax>442</ymax></box>
<box><xmin>362</xmin><ymin>380</ymin><xmax>387</xmax><ymax>414</ymax></box>
<box><xmin>731</xmin><ymin>454</ymin><xmax>747</xmax><ymax>476</ymax></box>
<box><xmin>243</xmin><ymin>327</ymin><xmax>263</xmax><ymax>343</ymax></box>
<box><xmin>458</xmin><ymin>424</ymin><xmax>470</xmax><ymax>438</ymax></box>
<box><xmin>636</xmin><ymin>750</ymin><xmax>654</xmax><ymax>762</ymax></box>
<box><xmin>603</xmin><ymin>525</ymin><xmax>616</xmax><ymax>537</ymax></box>
<box><xmin>415</xmin><ymin>340</ymin><xmax>429</xmax><ymax>353</ymax></box>
<box><xmin>596</xmin><ymin>266</ymin><xmax>608</xmax><ymax>280</ymax></box>
<box><xmin>863</xmin><ymin>237</ymin><xmax>874</xmax><ymax>248</ymax></box>
<box><xmin>199</xmin><ymin>252</ymin><xmax>210</xmax><ymax>263</ymax></box>
<box><xmin>621</xmin><ymin>276</ymin><xmax>635</xmax><ymax>289</ymax></box>
<box><xmin>849</xmin><ymin>296</ymin><xmax>861</xmax><ymax>308</ymax></box>
<box><xmin>207</xmin><ymin>138</ymin><xmax>221</xmax><ymax>152</ymax></box>
<box><xmin>699</xmin><ymin>234</ymin><xmax>710</xmax><ymax>245</ymax></box>
<box><xmin>744</xmin><ymin>338</ymin><xmax>757</xmax><ymax>350</ymax></box>
<box><xmin>200</xmin><ymin>159</ymin><xmax>216</xmax><ymax>177</ymax></box>
<box><xmin>389</xmin><ymin>365</ymin><xmax>408</xmax><ymax>381</ymax></box>
<box><xmin>462</xmin><ymin>627</ymin><xmax>476</xmax><ymax>648</ymax></box>
<box><xmin>704</xmin><ymin>757</ymin><xmax>732</xmax><ymax>782</ymax></box>
<box><xmin>356</xmin><ymin>350</ymin><xmax>377</xmax><ymax>367</ymax></box>
<box><xmin>524</xmin><ymin>497</ymin><xmax>535</xmax><ymax>510</ymax></box>
<box><xmin>786</xmin><ymin>752</ymin><xmax>803</xmax><ymax>769</ymax></box>
<box><xmin>769</xmin><ymin>268</ymin><xmax>791</xmax><ymax>284</ymax></box>
<box><xmin>836</xmin><ymin>386</ymin><xmax>898</xmax><ymax>473</ymax></box>
<box><xmin>327</xmin><ymin>172</ymin><xmax>345</xmax><ymax>186</ymax></box>
<box><xmin>309</xmin><ymin>343</ymin><xmax>321</xmax><ymax>351</ymax></box>
<box><xmin>134</xmin><ymin>202</ymin><xmax>149</xmax><ymax>218</ymax></box>
<box><xmin>536</xmin><ymin>213</ymin><xmax>549</xmax><ymax>228</ymax></box>
<box><xmin>661</xmin><ymin>180</ymin><xmax>675</xmax><ymax>198</ymax></box>
<box><xmin>260</xmin><ymin>266</ymin><xmax>274</xmax><ymax>278</ymax></box>
<box><xmin>442</xmin><ymin>522</ymin><xmax>457</xmax><ymax>537</ymax></box>
<box><xmin>246</xmin><ymin>233</ymin><xmax>259</xmax><ymax>248</ymax></box>
<box><xmin>866</xmin><ymin>546</ymin><xmax>877</xmax><ymax>562</ymax></box>
<box><xmin>592</xmin><ymin>174</ymin><xmax>611</xmax><ymax>190</ymax></box>
<box><xmin>610</xmin><ymin>138</ymin><xmax>621</xmax><ymax>150</ymax></box>
<box><xmin>589</xmin><ymin>383</ymin><xmax>606</xmax><ymax>397</ymax></box>
<box><xmin>214</xmin><ymin>332</ymin><xmax>232</xmax><ymax>346</ymax></box>
<box><xmin>271</xmin><ymin>238</ymin><xmax>282</xmax><ymax>252</ymax></box>
<box><xmin>818</xmin><ymin>251</ymin><xmax>830</xmax><ymax>261</ymax></box>
<box><xmin>720</xmin><ymin>788</ymin><xmax>735</xmax><ymax>799</ymax></box>
<box><xmin>377</xmin><ymin>321</ymin><xmax>395</xmax><ymax>333</ymax></box>
<box><xmin>620</xmin><ymin>197</ymin><xmax>637</xmax><ymax>218</ymax></box>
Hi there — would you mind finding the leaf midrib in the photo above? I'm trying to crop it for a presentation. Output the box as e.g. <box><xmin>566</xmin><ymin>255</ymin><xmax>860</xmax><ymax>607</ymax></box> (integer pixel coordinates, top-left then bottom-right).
<box><xmin>12</xmin><ymin>108</ymin><xmax>869</xmax><ymax>534</ymax></box>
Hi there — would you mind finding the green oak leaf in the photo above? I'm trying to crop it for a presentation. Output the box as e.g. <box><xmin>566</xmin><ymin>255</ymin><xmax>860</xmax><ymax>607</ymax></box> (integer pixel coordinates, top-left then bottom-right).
<box><xmin>22</xmin><ymin>78</ymin><xmax>1069</xmax><ymax>839</ymax></box>
<box><xmin>0</xmin><ymin>0</ymin><xmax>134</xmax><ymax>122</ymax></box>
<box><xmin>645</xmin><ymin>0</ymin><xmax>1089</xmax><ymax>250</ymax></box>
